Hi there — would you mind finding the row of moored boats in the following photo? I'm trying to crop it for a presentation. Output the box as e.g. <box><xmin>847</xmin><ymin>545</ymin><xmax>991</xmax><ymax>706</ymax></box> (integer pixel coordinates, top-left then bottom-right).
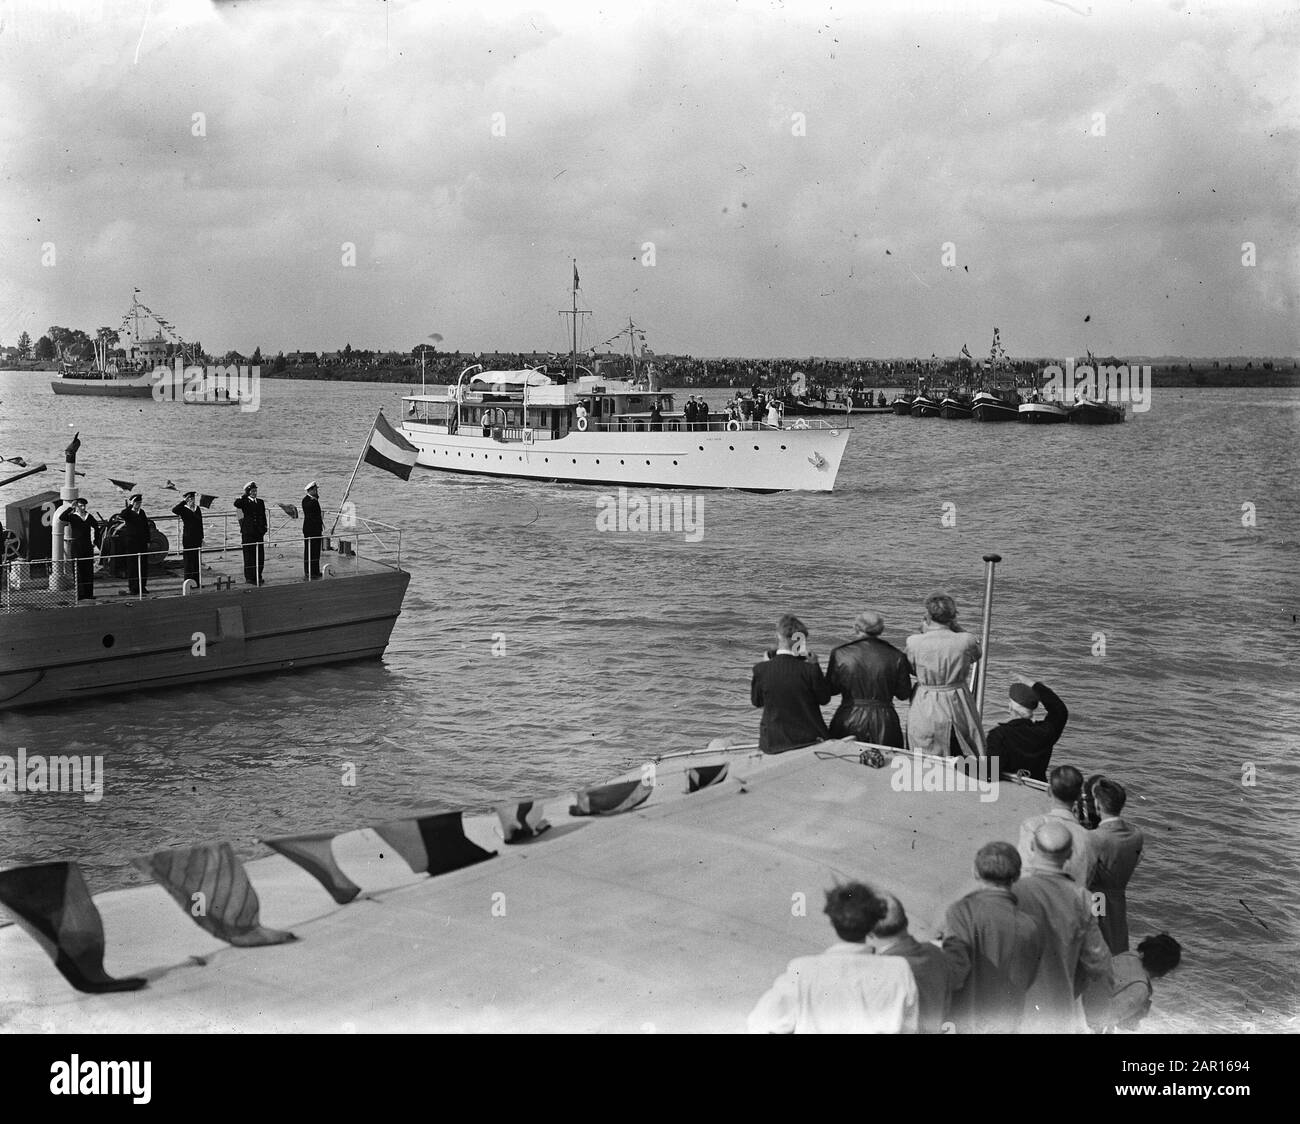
<box><xmin>891</xmin><ymin>387</ymin><xmax>1125</xmax><ymax>425</ymax></box>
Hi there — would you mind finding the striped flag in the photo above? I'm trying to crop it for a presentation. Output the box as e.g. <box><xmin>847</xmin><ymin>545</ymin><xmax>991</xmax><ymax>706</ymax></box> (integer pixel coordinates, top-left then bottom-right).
<box><xmin>363</xmin><ymin>411</ymin><xmax>419</xmax><ymax>481</ymax></box>
<box><xmin>573</xmin><ymin>262</ymin><xmax>580</xmax><ymax>290</ymax></box>
<box><xmin>960</xmin><ymin>344</ymin><xmax>972</xmax><ymax>359</ymax></box>
<box><xmin>108</xmin><ymin>478</ymin><xmax>135</xmax><ymax>493</ymax></box>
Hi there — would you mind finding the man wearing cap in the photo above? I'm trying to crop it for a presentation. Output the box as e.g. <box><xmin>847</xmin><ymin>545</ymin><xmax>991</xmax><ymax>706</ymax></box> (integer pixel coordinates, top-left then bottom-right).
<box><xmin>171</xmin><ymin>491</ymin><xmax>205</xmax><ymax>588</ymax></box>
<box><xmin>58</xmin><ymin>497</ymin><xmax>98</xmax><ymax>600</ymax></box>
<box><xmin>302</xmin><ymin>481</ymin><xmax>323</xmax><ymax>580</ymax></box>
<box><xmin>233</xmin><ymin>482</ymin><xmax>268</xmax><ymax>584</ymax></box>
<box><xmin>118</xmin><ymin>493</ymin><xmax>151</xmax><ymax>595</ymax></box>
<box><xmin>826</xmin><ymin>610</ymin><xmax>912</xmax><ymax>748</ymax></box>
<box><xmin>987</xmin><ymin>674</ymin><xmax>1069</xmax><ymax>781</ymax></box>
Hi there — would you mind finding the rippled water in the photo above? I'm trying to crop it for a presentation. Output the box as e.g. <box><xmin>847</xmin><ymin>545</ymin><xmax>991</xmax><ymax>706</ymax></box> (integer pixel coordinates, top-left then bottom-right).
<box><xmin>1</xmin><ymin>372</ymin><xmax>1297</xmax><ymax>1032</ymax></box>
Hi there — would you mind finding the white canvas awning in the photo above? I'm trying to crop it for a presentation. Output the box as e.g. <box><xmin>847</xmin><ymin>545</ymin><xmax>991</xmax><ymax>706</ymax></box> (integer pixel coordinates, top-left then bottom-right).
<box><xmin>469</xmin><ymin>369</ymin><xmax>553</xmax><ymax>388</ymax></box>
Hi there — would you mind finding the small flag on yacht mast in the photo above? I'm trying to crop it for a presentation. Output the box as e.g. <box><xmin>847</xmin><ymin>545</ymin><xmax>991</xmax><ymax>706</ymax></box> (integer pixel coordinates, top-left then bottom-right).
<box><xmin>108</xmin><ymin>478</ymin><xmax>135</xmax><ymax>493</ymax></box>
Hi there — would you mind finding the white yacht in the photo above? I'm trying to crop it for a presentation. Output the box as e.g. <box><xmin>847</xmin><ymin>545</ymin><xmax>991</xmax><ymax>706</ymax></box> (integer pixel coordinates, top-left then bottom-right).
<box><xmin>399</xmin><ymin>271</ymin><xmax>851</xmax><ymax>492</ymax></box>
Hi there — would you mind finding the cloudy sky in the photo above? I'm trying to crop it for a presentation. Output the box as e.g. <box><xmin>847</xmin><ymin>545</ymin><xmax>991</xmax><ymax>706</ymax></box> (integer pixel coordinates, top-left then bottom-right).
<box><xmin>1</xmin><ymin>0</ymin><xmax>1296</xmax><ymax>359</ymax></box>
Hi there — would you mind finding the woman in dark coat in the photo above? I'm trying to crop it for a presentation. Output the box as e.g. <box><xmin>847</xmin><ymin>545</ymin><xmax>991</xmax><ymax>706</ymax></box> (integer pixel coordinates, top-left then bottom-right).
<box><xmin>826</xmin><ymin>610</ymin><xmax>912</xmax><ymax>748</ymax></box>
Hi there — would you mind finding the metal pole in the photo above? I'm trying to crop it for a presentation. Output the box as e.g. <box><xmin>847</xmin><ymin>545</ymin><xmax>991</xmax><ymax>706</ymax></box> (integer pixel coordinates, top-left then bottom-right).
<box><xmin>974</xmin><ymin>552</ymin><xmax>1001</xmax><ymax>719</ymax></box>
<box><xmin>0</xmin><ymin>463</ymin><xmax>48</xmax><ymax>489</ymax></box>
<box><xmin>329</xmin><ymin>411</ymin><xmax>377</xmax><ymax>536</ymax></box>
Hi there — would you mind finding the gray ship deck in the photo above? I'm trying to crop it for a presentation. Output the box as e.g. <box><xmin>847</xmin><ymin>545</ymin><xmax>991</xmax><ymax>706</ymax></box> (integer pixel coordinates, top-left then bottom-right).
<box><xmin>0</xmin><ymin>745</ymin><xmax>1046</xmax><ymax>1033</ymax></box>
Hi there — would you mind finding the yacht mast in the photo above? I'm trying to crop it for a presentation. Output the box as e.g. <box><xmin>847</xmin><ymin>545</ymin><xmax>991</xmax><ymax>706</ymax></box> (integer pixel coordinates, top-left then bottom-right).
<box><xmin>561</xmin><ymin>260</ymin><xmax>590</xmax><ymax>380</ymax></box>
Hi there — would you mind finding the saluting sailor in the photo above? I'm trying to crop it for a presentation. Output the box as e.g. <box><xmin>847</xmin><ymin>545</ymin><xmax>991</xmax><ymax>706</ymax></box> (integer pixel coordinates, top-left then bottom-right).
<box><xmin>171</xmin><ymin>490</ymin><xmax>205</xmax><ymax>587</ymax></box>
<box><xmin>233</xmin><ymin>481</ymin><xmax>268</xmax><ymax>585</ymax></box>
<box><xmin>58</xmin><ymin>497</ymin><xmax>98</xmax><ymax>600</ymax></box>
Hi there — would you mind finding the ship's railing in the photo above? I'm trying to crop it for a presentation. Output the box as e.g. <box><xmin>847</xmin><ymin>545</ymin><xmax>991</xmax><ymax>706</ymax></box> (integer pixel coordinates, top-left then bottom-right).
<box><xmin>0</xmin><ymin>513</ymin><xmax>402</xmax><ymax>611</ymax></box>
<box><xmin>580</xmin><ymin>417</ymin><xmax>843</xmax><ymax>432</ymax></box>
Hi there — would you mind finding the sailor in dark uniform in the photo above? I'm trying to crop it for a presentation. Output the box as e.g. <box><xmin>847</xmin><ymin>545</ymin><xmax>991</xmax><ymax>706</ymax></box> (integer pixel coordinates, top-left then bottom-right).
<box><xmin>118</xmin><ymin>493</ymin><xmax>151</xmax><ymax>595</ymax></box>
<box><xmin>233</xmin><ymin>481</ymin><xmax>268</xmax><ymax>584</ymax></box>
<box><xmin>302</xmin><ymin>480</ymin><xmax>323</xmax><ymax>580</ymax></box>
<box><xmin>58</xmin><ymin>496</ymin><xmax>97</xmax><ymax>600</ymax></box>
<box><xmin>171</xmin><ymin>491</ymin><xmax>205</xmax><ymax>588</ymax></box>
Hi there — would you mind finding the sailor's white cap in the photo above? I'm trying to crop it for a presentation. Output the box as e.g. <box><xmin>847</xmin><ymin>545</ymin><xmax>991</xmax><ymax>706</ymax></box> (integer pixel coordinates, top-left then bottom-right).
<box><xmin>305</xmin><ymin>480</ymin><xmax>318</xmax><ymax>491</ymax></box>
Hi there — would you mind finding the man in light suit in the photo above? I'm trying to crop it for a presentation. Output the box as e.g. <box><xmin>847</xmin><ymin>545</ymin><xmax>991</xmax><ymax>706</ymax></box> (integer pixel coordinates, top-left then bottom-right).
<box><xmin>750</xmin><ymin>613</ymin><xmax>832</xmax><ymax>753</ymax></box>
<box><xmin>1087</xmin><ymin>777</ymin><xmax>1144</xmax><ymax>954</ymax></box>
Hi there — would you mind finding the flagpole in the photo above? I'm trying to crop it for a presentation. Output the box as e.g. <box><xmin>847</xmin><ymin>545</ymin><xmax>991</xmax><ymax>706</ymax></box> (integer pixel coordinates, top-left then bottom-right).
<box><xmin>330</xmin><ymin>411</ymin><xmax>379</xmax><ymax>535</ymax></box>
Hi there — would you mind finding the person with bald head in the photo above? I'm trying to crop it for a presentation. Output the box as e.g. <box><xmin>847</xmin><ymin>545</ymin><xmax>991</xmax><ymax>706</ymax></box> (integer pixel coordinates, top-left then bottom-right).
<box><xmin>1014</xmin><ymin>819</ymin><xmax>1114</xmax><ymax>1033</ymax></box>
<box><xmin>826</xmin><ymin>610</ymin><xmax>912</xmax><ymax>748</ymax></box>
<box><xmin>1018</xmin><ymin>765</ymin><xmax>1097</xmax><ymax>888</ymax></box>
<box><xmin>871</xmin><ymin>893</ymin><xmax>950</xmax><ymax>1033</ymax></box>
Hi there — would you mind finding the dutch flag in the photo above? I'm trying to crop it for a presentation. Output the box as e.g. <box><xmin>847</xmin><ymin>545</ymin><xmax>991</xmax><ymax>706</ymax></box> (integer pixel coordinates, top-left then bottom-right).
<box><xmin>363</xmin><ymin>411</ymin><xmax>419</xmax><ymax>480</ymax></box>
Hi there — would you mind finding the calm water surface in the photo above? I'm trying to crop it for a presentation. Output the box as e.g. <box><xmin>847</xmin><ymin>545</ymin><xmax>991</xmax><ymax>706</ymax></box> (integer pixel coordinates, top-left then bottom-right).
<box><xmin>1</xmin><ymin>372</ymin><xmax>1297</xmax><ymax>1032</ymax></box>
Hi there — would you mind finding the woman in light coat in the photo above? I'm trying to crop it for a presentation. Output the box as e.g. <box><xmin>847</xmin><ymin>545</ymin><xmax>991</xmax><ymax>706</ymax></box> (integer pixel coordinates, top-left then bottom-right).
<box><xmin>904</xmin><ymin>593</ymin><xmax>985</xmax><ymax>758</ymax></box>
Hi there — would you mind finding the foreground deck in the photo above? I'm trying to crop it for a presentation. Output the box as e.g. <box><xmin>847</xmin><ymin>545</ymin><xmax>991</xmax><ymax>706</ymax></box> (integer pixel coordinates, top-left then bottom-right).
<box><xmin>0</xmin><ymin>745</ymin><xmax>1043</xmax><ymax>1032</ymax></box>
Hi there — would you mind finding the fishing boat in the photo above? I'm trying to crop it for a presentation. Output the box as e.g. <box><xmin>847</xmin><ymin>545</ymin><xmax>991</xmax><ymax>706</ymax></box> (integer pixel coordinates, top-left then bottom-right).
<box><xmin>971</xmin><ymin>329</ymin><xmax>1021</xmax><ymax>422</ymax></box>
<box><xmin>971</xmin><ymin>388</ymin><xmax>1021</xmax><ymax>422</ymax></box>
<box><xmin>909</xmin><ymin>390</ymin><xmax>941</xmax><ymax>418</ymax></box>
<box><xmin>1068</xmin><ymin>397</ymin><xmax>1126</xmax><ymax>425</ymax></box>
<box><xmin>399</xmin><ymin>267</ymin><xmax>851</xmax><ymax>493</ymax></box>
<box><xmin>938</xmin><ymin>389</ymin><xmax>974</xmax><ymax>420</ymax></box>
<box><xmin>0</xmin><ymin>440</ymin><xmax>410</xmax><ymax>712</ymax></box>
<box><xmin>50</xmin><ymin>291</ymin><xmax>194</xmax><ymax>399</ymax></box>
<box><xmin>1018</xmin><ymin>394</ymin><xmax>1071</xmax><ymax>424</ymax></box>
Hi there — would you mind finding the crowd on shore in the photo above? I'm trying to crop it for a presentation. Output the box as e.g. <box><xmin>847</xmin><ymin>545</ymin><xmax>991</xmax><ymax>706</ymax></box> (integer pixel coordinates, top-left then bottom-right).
<box><xmin>746</xmin><ymin>599</ymin><xmax>1179</xmax><ymax>1034</ymax></box>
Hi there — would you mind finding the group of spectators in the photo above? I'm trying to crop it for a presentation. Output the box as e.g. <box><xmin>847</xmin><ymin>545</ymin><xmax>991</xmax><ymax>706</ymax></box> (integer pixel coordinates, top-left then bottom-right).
<box><xmin>749</xmin><ymin>597</ymin><xmax>1064</xmax><ymax>779</ymax></box>
<box><xmin>745</xmin><ymin>603</ymin><xmax>1179</xmax><ymax>1033</ymax></box>
<box><xmin>748</xmin><ymin>770</ymin><xmax>1179</xmax><ymax>1035</ymax></box>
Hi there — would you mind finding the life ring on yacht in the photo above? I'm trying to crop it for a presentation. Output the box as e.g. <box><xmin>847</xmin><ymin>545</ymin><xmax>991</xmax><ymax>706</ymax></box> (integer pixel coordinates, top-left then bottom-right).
<box><xmin>792</xmin><ymin>418</ymin><xmax>810</xmax><ymax>430</ymax></box>
<box><xmin>726</xmin><ymin>419</ymin><xmax>741</xmax><ymax>431</ymax></box>
<box><xmin>577</xmin><ymin>416</ymin><xmax>588</xmax><ymax>431</ymax></box>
